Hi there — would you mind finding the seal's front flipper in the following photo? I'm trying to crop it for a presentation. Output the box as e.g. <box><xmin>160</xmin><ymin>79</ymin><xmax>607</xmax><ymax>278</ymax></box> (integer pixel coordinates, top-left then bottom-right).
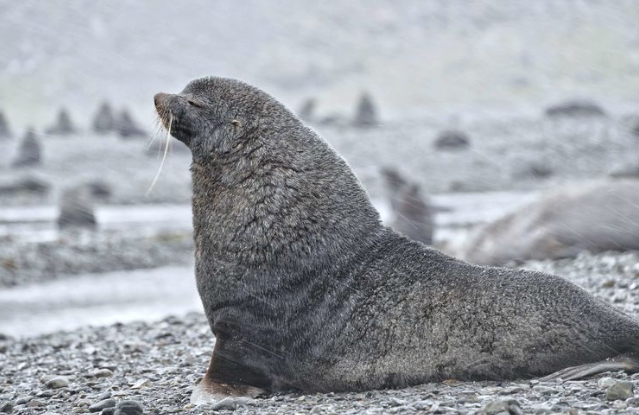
<box><xmin>191</xmin><ymin>340</ymin><xmax>270</xmax><ymax>405</ymax></box>
<box><xmin>190</xmin><ymin>376</ymin><xmax>264</xmax><ymax>405</ymax></box>
<box><xmin>541</xmin><ymin>355</ymin><xmax>639</xmax><ymax>382</ymax></box>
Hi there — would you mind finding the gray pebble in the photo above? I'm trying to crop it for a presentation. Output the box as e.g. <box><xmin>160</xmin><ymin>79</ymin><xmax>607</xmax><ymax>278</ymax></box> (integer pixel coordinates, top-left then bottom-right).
<box><xmin>597</xmin><ymin>377</ymin><xmax>616</xmax><ymax>389</ymax></box>
<box><xmin>0</xmin><ymin>401</ymin><xmax>13</xmax><ymax>413</ymax></box>
<box><xmin>531</xmin><ymin>385</ymin><xmax>556</xmax><ymax>395</ymax></box>
<box><xmin>14</xmin><ymin>396</ymin><xmax>30</xmax><ymax>405</ymax></box>
<box><xmin>606</xmin><ymin>381</ymin><xmax>634</xmax><ymax>401</ymax></box>
<box><xmin>45</xmin><ymin>376</ymin><xmax>69</xmax><ymax>389</ymax></box>
<box><xmin>91</xmin><ymin>369</ymin><xmax>114</xmax><ymax>378</ymax></box>
<box><xmin>533</xmin><ymin>405</ymin><xmax>551</xmax><ymax>414</ymax></box>
<box><xmin>27</xmin><ymin>400</ymin><xmax>44</xmax><ymax>408</ymax></box>
<box><xmin>210</xmin><ymin>397</ymin><xmax>253</xmax><ymax>411</ymax></box>
<box><xmin>130</xmin><ymin>379</ymin><xmax>151</xmax><ymax>389</ymax></box>
<box><xmin>387</xmin><ymin>397</ymin><xmax>406</xmax><ymax>407</ymax></box>
<box><xmin>75</xmin><ymin>399</ymin><xmax>91</xmax><ymax>407</ymax></box>
<box><xmin>89</xmin><ymin>399</ymin><xmax>116</xmax><ymax>413</ymax></box>
<box><xmin>482</xmin><ymin>398</ymin><xmax>522</xmax><ymax>415</ymax></box>
<box><xmin>114</xmin><ymin>400</ymin><xmax>144</xmax><ymax>415</ymax></box>
<box><xmin>96</xmin><ymin>392</ymin><xmax>112</xmax><ymax>401</ymax></box>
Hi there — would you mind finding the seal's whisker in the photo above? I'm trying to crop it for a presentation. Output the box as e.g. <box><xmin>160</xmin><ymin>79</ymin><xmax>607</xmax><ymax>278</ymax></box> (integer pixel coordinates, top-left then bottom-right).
<box><xmin>147</xmin><ymin>115</ymin><xmax>166</xmax><ymax>151</ymax></box>
<box><xmin>146</xmin><ymin>113</ymin><xmax>173</xmax><ymax>196</ymax></box>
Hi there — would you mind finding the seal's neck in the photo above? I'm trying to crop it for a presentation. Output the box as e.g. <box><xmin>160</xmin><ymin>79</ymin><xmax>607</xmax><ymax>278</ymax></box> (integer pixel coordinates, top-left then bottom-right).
<box><xmin>190</xmin><ymin>129</ymin><xmax>383</xmax><ymax>279</ymax></box>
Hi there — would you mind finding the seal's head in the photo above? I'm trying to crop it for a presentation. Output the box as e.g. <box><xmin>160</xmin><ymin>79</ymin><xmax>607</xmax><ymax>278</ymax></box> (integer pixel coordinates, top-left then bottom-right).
<box><xmin>154</xmin><ymin>77</ymin><xmax>300</xmax><ymax>160</ymax></box>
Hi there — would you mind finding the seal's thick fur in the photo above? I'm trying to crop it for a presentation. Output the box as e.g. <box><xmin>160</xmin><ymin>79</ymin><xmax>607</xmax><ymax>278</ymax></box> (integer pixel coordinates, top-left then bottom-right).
<box><xmin>154</xmin><ymin>77</ymin><xmax>639</xmax><ymax>404</ymax></box>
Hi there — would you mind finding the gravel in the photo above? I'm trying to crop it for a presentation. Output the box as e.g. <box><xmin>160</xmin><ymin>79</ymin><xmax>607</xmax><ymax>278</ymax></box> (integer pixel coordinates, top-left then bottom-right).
<box><xmin>2</xmin><ymin>251</ymin><xmax>639</xmax><ymax>414</ymax></box>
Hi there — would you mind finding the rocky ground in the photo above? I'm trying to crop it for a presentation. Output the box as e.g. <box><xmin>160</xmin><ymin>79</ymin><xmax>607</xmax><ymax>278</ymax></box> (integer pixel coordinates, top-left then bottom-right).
<box><xmin>1</xmin><ymin>251</ymin><xmax>639</xmax><ymax>414</ymax></box>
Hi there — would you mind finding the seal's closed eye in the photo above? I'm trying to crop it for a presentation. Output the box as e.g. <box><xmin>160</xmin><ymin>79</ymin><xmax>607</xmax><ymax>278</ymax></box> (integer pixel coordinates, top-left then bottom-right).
<box><xmin>188</xmin><ymin>99</ymin><xmax>205</xmax><ymax>108</ymax></box>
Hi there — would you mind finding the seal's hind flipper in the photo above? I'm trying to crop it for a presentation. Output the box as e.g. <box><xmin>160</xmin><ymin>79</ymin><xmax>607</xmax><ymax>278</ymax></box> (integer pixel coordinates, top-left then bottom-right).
<box><xmin>541</xmin><ymin>355</ymin><xmax>639</xmax><ymax>382</ymax></box>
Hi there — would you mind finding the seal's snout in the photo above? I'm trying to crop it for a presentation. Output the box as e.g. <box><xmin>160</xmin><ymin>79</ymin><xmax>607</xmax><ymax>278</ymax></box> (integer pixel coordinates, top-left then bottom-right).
<box><xmin>154</xmin><ymin>93</ymin><xmax>170</xmax><ymax>113</ymax></box>
<box><xmin>154</xmin><ymin>93</ymin><xmax>174</xmax><ymax>131</ymax></box>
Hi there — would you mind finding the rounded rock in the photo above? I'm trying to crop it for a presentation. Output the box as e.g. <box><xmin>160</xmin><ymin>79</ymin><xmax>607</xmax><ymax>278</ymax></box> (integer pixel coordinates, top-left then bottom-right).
<box><xmin>0</xmin><ymin>401</ymin><xmax>13</xmax><ymax>413</ymax></box>
<box><xmin>114</xmin><ymin>400</ymin><xmax>144</xmax><ymax>415</ymax></box>
<box><xmin>92</xmin><ymin>369</ymin><xmax>114</xmax><ymax>378</ymax></box>
<box><xmin>89</xmin><ymin>399</ymin><xmax>116</xmax><ymax>413</ymax></box>
<box><xmin>45</xmin><ymin>376</ymin><xmax>69</xmax><ymax>389</ymax></box>
<box><xmin>606</xmin><ymin>381</ymin><xmax>634</xmax><ymax>401</ymax></box>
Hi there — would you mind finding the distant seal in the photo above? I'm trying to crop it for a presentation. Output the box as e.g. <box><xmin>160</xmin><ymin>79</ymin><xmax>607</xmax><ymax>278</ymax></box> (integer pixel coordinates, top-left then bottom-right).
<box><xmin>154</xmin><ymin>77</ymin><xmax>639</xmax><ymax>405</ymax></box>
<box><xmin>460</xmin><ymin>180</ymin><xmax>639</xmax><ymax>266</ymax></box>
<box><xmin>57</xmin><ymin>186</ymin><xmax>97</xmax><ymax>230</ymax></box>
<box><xmin>380</xmin><ymin>167</ymin><xmax>434</xmax><ymax>245</ymax></box>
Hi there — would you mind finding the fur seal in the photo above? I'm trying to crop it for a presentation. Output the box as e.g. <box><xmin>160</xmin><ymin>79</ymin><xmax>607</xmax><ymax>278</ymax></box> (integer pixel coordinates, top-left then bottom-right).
<box><xmin>381</xmin><ymin>167</ymin><xmax>434</xmax><ymax>245</ymax></box>
<box><xmin>46</xmin><ymin>108</ymin><xmax>76</xmax><ymax>136</ymax></box>
<box><xmin>57</xmin><ymin>186</ymin><xmax>97</xmax><ymax>230</ymax></box>
<box><xmin>460</xmin><ymin>180</ymin><xmax>639</xmax><ymax>266</ymax></box>
<box><xmin>12</xmin><ymin>128</ymin><xmax>41</xmax><ymax>167</ymax></box>
<box><xmin>154</xmin><ymin>77</ymin><xmax>639</xmax><ymax>405</ymax></box>
<box><xmin>116</xmin><ymin>109</ymin><xmax>147</xmax><ymax>139</ymax></box>
<box><xmin>92</xmin><ymin>101</ymin><xmax>116</xmax><ymax>134</ymax></box>
<box><xmin>353</xmin><ymin>91</ymin><xmax>379</xmax><ymax>128</ymax></box>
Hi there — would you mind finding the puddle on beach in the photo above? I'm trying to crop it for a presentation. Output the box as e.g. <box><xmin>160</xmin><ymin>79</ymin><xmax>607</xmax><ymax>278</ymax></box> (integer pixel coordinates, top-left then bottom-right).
<box><xmin>0</xmin><ymin>265</ymin><xmax>202</xmax><ymax>338</ymax></box>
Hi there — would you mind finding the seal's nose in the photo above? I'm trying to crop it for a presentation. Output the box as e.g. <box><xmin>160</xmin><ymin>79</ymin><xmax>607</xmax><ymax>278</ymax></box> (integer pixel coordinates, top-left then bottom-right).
<box><xmin>154</xmin><ymin>93</ymin><xmax>170</xmax><ymax>111</ymax></box>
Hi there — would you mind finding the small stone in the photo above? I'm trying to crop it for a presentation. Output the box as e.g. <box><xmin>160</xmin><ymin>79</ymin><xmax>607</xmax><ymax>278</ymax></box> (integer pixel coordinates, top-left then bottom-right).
<box><xmin>15</xmin><ymin>396</ymin><xmax>31</xmax><ymax>405</ymax></box>
<box><xmin>96</xmin><ymin>392</ymin><xmax>112</xmax><ymax>401</ymax></box>
<box><xmin>27</xmin><ymin>400</ymin><xmax>44</xmax><ymax>408</ymax></box>
<box><xmin>92</xmin><ymin>369</ymin><xmax>114</xmax><ymax>378</ymax></box>
<box><xmin>40</xmin><ymin>374</ymin><xmax>57</xmax><ymax>383</ymax></box>
<box><xmin>89</xmin><ymin>399</ymin><xmax>116</xmax><ymax>413</ymax></box>
<box><xmin>76</xmin><ymin>399</ymin><xmax>92</xmax><ymax>407</ymax></box>
<box><xmin>0</xmin><ymin>401</ymin><xmax>13</xmax><ymax>413</ymax></box>
<box><xmin>114</xmin><ymin>400</ymin><xmax>144</xmax><ymax>415</ymax></box>
<box><xmin>210</xmin><ymin>397</ymin><xmax>252</xmax><ymax>411</ymax></box>
<box><xmin>533</xmin><ymin>405</ymin><xmax>551</xmax><ymax>414</ymax></box>
<box><xmin>483</xmin><ymin>399</ymin><xmax>522</xmax><ymax>415</ymax></box>
<box><xmin>531</xmin><ymin>385</ymin><xmax>556</xmax><ymax>395</ymax></box>
<box><xmin>602</xmin><ymin>280</ymin><xmax>615</xmax><ymax>288</ymax></box>
<box><xmin>499</xmin><ymin>387</ymin><xmax>525</xmax><ymax>395</ymax></box>
<box><xmin>131</xmin><ymin>379</ymin><xmax>151</xmax><ymax>389</ymax></box>
<box><xmin>101</xmin><ymin>409</ymin><xmax>115</xmax><ymax>415</ymax></box>
<box><xmin>45</xmin><ymin>376</ymin><xmax>69</xmax><ymax>389</ymax></box>
<box><xmin>597</xmin><ymin>377</ymin><xmax>616</xmax><ymax>389</ymax></box>
<box><xmin>627</xmin><ymin>396</ymin><xmax>639</xmax><ymax>406</ymax></box>
<box><xmin>606</xmin><ymin>381</ymin><xmax>634</xmax><ymax>401</ymax></box>
<box><xmin>388</xmin><ymin>397</ymin><xmax>406</xmax><ymax>407</ymax></box>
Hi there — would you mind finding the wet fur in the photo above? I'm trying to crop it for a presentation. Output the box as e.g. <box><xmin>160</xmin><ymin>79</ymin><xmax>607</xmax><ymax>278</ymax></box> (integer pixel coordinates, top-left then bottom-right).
<box><xmin>154</xmin><ymin>77</ymin><xmax>639</xmax><ymax>397</ymax></box>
